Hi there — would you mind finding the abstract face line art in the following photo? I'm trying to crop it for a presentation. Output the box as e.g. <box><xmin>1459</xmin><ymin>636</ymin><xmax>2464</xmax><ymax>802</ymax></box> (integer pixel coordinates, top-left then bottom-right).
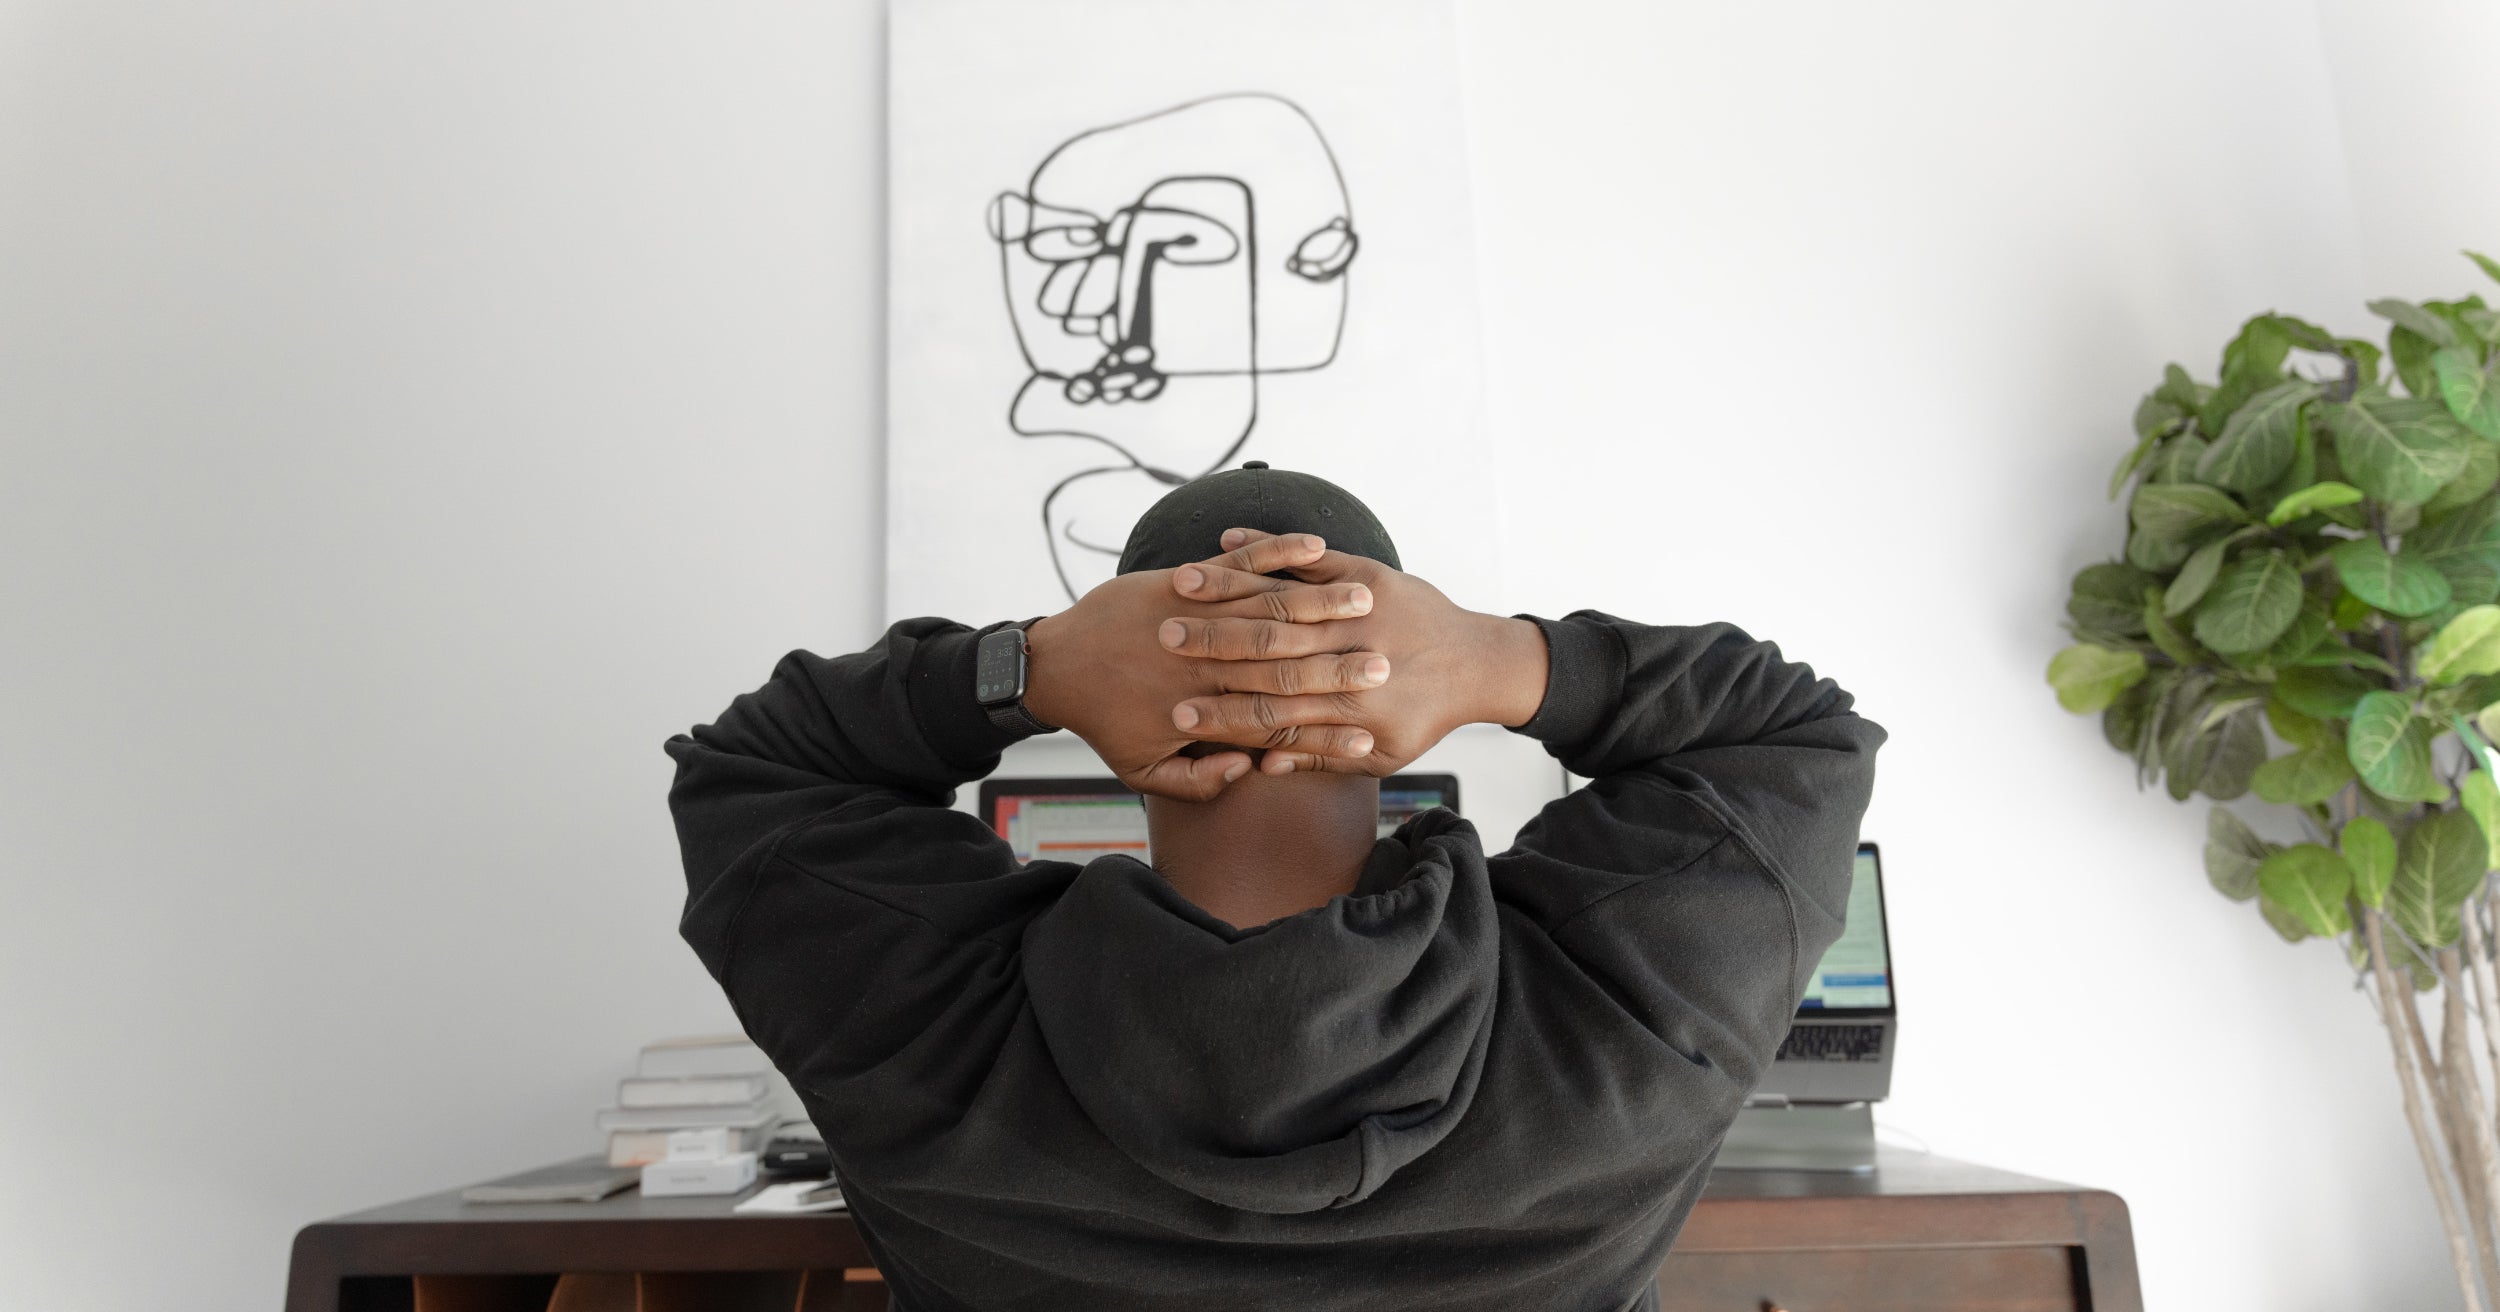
<box><xmin>985</xmin><ymin>92</ymin><xmax>1359</xmax><ymax>601</ymax></box>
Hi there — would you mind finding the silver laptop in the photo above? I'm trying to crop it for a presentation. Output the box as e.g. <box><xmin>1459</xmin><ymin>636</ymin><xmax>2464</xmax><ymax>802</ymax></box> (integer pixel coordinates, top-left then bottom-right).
<box><xmin>1751</xmin><ymin>843</ymin><xmax>1895</xmax><ymax>1104</ymax></box>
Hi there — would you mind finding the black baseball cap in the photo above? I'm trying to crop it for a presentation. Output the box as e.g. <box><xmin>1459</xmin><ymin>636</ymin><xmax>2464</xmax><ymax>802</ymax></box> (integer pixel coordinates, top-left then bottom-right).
<box><xmin>1116</xmin><ymin>462</ymin><xmax>1401</xmax><ymax>575</ymax></box>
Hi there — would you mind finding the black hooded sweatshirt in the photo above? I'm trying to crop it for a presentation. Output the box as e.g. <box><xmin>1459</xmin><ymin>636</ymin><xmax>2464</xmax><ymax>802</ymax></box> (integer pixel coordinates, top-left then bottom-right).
<box><xmin>666</xmin><ymin>611</ymin><xmax>1883</xmax><ymax>1312</ymax></box>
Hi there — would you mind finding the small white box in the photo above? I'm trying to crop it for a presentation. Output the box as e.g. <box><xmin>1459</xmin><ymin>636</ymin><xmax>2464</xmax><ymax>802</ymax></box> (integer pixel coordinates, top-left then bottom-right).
<box><xmin>640</xmin><ymin>1151</ymin><xmax>758</xmax><ymax>1197</ymax></box>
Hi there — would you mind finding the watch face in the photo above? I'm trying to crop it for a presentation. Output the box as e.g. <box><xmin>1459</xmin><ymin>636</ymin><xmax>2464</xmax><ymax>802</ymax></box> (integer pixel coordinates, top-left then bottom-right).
<box><xmin>975</xmin><ymin>629</ymin><xmax>1025</xmax><ymax>706</ymax></box>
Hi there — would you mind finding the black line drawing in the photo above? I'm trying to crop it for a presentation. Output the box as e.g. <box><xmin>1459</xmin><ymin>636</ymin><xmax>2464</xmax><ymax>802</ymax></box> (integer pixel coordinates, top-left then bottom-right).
<box><xmin>986</xmin><ymin>92</ymin><xmax>1359</xmax><ymax>600</ymax></box>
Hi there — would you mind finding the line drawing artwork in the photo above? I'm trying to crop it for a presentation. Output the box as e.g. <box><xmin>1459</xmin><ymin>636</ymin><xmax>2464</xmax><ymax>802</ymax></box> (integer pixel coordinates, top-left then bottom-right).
<box><xmin>985</xmin><ymin>92</ymin><xmax>1359</xmax><ymax>600</ymax></box>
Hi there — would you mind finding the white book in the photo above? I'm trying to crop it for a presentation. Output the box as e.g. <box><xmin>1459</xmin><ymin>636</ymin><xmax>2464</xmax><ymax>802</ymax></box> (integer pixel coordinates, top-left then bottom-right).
<box><xmin>607</xmin><ymin>1123</ymin><xmax>770</xmax><ymax>1168</ymax></box>
<box><xmin>593</xmin><ymin>1097</ymin><xmax>778</xmax><ymax>1132</ymax></box>
<box><xmin>635</xmin><ymin>1034</ymin><xmax>770</xmax><ymax>1079</ymax></box>
<box><xmin>619</xmin><ymin>1073</ymin><xmax>771</xmax><ymax>1109</ymax></box>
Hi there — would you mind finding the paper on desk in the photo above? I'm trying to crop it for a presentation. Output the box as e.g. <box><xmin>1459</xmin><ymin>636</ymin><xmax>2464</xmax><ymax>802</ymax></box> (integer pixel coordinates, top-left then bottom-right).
<box><xmin>733</xmin><ymin>1178</ymin><xmax>848</xmax><ymax>1214</ymax></box>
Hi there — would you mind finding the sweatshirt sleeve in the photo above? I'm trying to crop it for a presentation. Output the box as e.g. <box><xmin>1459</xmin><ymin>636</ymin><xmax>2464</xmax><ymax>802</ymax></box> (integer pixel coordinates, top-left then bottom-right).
<box><xmin>663</xmin><ymin>617</ymin><xmax>1061</xmax><ymax>1115</ymax></box>
<box><xmin>1492</xmin><ymin>611</ymin><xmax>1884</xmax><ymax>1086</ymax></box>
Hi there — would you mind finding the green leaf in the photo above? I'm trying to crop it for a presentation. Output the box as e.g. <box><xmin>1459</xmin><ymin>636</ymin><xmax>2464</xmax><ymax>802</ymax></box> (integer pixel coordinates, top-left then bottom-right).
<box><xmin>2274</xmin><ymin>664</ymin><xmax>2375</xmax><ymax>718</ymax></box>
<box><xmin>2464</xmin><ymin>771</ymin><xmax>2500</xmax><ymax>862</ymax></box>
<box><xmin>2470</xmin><ymin>250</ymin><xmax>2500</xmax><ymax>289</ymax></box>
<box><xmin>2264</xmin><ymin>597</ymin><xmax>2332</xmax><ymax>666</ymax></box>
<box><xmin>2393</xmin><ymin>328</ymin><xmax>2442</xmax><ymax>400</ymax></box>
<box><xmin>2420</xmin><ymin>605</ymin><xmax>2500</xmax><ymax>684</ymax></box>
<box><xmin>2266</xmin><ymin>696</ymin><xmax>2331</xmax><ymax>749</ymax></box>
<box><xmin>2411</xmin><ymin>499</ymin><xmax>2500</xmax><ymax>606</ymax></box>
<box><xmin>2323</xmin><ymin>394</ymin><xmax>2475</xmax><ymax>504</ymax></box>
<box><xmin>2157</xmin><ymin>363</ymin><xmax>2205</xmax><ymax>411</ymax></box>
<box><xmin>2349</xmin><ymin>690</ymin><xmax>2442</xmax><ymax>802</ymax></box>
<box><xmin>2148</xmin><ymin>432</ymin><xmax>2212</xmax><ymax>485</ymax></box>
<box><xmin>2163</xmin><ymin>538</ymin><xmax>2231</xmax><ymax>616</ymax></box>
<box><xmin>2197</xmin><ymin>707</ymin><xmax>2266</xmax><ymax>801</ymax></box>
<box><xmin>2257</xmin><ymin>844</ymin><xmax>2354</xmax><ymax>936</ymax></box>
<box><xmin>2340</xmin><ymin>337</ymin><xmax>2387</xmax><ymax>386</ymax></box>
<box><xmin>2344</xmin><ymin>817</ymin><xmax>2397</xmax><ymax>908</ymax></box>
<box><xmin>2067</xmin><ymin>563</ymin><xmax>2153</xmax><ymax>640</ymax></box>
<box><xmin>2109</xmin><ymin>429</ymin><xmax>2162</xmax><ymax>500</ymax></box>
<box><xmin>2266</xmin><ymin>481</ymin><xmax>2365</xmax><ymax>525</ymax></box>
<box><xmin>2258</xmin><ymin>891</ymin><xmax>2312</xmax><ymax>942</ymax></box>
<box><xmin>2370</xmin><ymin>298</ymin><xmax>2461</xmax><ymax>349</ymax></box>
<box><xmin>2250</xmin><ymin>747</ymin><xmax>2356</xmax><ymax>806</ymax></box>
<box><xmin>2047</xmin><ymin>644</ymin><xmax>2147</xmax><ymax>715</ymax></box>
<box><xmin>2130</xmin><ymin>482</ymin><xmax>2245</xmax><ymax>543</ymax></box>
<box><xmin>2422</xmin><ymin>439</ymin><xmax>2500</xmax><ymax>518</ymax></box>
<box><xmin>2433</xmin><ymin>347</ymin><xmax>2500</xmax><ymax>440</ymax></box>
<box><xmin>2205</xmin><ymin>808</ymin><xmax>2271</xmax><ymax>902</ymax></box>
<box><xmin>2198</xmin><ymin>380</ymin><xmax>2318</xmax><ymax>491</ymax></box>
<box><xmin>2203</xmin><ymin>316</ymin><xmax>2297</xmax><ymax>435</ymax></box>
<box><xmin>2133</xmin><ymin>393</ymin><xmax>2185</xmax><ymax>441</ymax></box>
<box><xmin>2329</xmin><ymin>538</ymin><xmax>2453</xmax><ymax>617</ymax></box>
<box><xmin>2102</xmin><ymin>679</ymin><xmax>2153</xmax><ymax>753</ymax></box>
<box><xmin>2191</xmin><ymin>550</ymin><xmax>2304</xmax><ymax>653</ymax></box>
<box><xmin>2389</xmin><ymin>809</ymin><xmax>2488</xmax><ymax>949</ymax></box>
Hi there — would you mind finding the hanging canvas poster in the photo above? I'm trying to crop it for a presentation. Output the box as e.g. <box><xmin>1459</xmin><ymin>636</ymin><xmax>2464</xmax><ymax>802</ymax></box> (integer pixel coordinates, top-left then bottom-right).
<box><xmin>887</xmin><ymin>0</ymin><xmax>1494</xmax><ymax>623</ymax></box>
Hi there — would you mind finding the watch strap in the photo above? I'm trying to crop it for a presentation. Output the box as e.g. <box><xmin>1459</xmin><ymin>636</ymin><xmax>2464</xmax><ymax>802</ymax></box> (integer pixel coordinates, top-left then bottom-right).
<box><xmin>985</xmin><ymin>698</ymin><xmax>1060</xmax><ymax>735</ymax></box>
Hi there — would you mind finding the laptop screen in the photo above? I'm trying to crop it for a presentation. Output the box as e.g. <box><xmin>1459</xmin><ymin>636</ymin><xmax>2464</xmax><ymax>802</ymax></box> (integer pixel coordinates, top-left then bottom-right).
<box><xmin>1796</xmin><ymin>844</ymin><xmax>1893</xmax><ymax>1012</ymax></box>
<box><xmin>982</xmin><ymin>775</ymin><xmax>1460</xmax><ymax>865</ymax></box>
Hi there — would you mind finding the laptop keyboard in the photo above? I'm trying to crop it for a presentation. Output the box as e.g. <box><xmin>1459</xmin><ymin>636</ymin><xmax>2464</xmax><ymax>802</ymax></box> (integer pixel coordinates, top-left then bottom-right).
<box><xmin>1777</xmin><ymin>1023</ymin><xmax>1886</xmax><ymax>1062</ymax></box>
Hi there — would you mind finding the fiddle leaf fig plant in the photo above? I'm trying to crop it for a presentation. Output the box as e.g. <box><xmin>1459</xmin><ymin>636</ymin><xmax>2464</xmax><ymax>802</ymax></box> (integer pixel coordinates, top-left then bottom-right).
<box><xmin>2049</xmin><ymin>252</ymin><xmax>2500</xmax><ymax>1309</ymax></box>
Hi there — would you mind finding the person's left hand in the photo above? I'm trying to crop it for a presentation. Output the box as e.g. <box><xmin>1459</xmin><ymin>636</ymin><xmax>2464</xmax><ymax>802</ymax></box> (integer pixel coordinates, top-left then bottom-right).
<box><xmin>1021</xmin><ymin>532</ymin><xmax>1397</xmax><ymax>801</ymax></box>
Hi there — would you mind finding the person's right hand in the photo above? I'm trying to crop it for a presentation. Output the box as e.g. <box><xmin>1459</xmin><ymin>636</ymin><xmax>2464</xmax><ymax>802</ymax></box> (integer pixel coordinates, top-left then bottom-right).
<box><xmin>1156</xmin><ymin>528</ymin><xmax>1552</xmax><ymax>776</ymax></box>
<box><xmin>1020</xmin><ymin>532</ymin><xmax>1393</xmax><ymax>801</ymax></box>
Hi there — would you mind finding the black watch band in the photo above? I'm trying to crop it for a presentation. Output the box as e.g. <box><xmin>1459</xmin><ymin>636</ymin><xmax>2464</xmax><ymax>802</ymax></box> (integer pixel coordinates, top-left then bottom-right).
<box><xmin>985</xmin><ymin>698</ymin><xmax>1059</xmax><ymax>735</ymax></box>
<box><xmin>974</xmin><ymin>623</ymin><xmax>1060</xmax><ymax>736</ymax></box>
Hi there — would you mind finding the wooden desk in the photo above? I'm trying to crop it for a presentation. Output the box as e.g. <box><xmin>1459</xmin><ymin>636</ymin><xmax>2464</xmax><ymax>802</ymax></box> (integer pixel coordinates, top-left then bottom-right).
<box><xmin>289</xmin><ymin>1149</ymin><xmax>2138</xmax><ymax>1312</ymax></box>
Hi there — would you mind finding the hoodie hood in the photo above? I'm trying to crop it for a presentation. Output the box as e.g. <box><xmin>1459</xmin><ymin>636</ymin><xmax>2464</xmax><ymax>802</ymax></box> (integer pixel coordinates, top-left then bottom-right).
<box><xmin>1021</xmin><ymin>808</ymin><xmax>1498</xmax><ymax>1215</ymax></box>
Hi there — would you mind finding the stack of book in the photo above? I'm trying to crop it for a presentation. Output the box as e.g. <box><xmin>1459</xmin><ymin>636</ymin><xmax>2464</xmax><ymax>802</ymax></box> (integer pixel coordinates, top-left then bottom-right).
<box><xmin>598</xmin><ymin>1035</ymin><xmax>782</xmax><ymax>1169</ymax></box>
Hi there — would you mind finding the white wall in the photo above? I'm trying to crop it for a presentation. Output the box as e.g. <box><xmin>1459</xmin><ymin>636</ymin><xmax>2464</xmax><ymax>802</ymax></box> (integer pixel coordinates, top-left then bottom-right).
<box><xmin>2</xmin><ymin>1</ymin><xmax>2490</xmax><ymax>1307</ymax></box>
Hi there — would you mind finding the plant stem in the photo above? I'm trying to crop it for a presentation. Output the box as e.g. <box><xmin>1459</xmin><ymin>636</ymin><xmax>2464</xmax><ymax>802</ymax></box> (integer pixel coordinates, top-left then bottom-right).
<box><xmin>2465</xmin><ymin>901</ymin><xmax>2500</xmax><ymax>1153</ymax></box>
<box><xmin>2370</xmin><ymin>910</ymin><xmax>2490</xmax><ymax>1311</ymax></box>
<box><xmin>2443</xmin><ymin>946</ymin><xmax>2500</xmax><ymax>1289</ymax></box>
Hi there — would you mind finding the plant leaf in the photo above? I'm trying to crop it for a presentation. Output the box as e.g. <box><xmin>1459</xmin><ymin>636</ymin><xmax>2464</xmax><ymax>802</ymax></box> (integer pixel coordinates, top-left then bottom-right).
<box><xmin>2257</xmin><ymin>844</ymin><xmax>2354</xmax><ymax>936</ymax></box>
<box><xmin>2470</xmin><ymin>250</ymin><xmax>2500</xmax><ymax>289</ymax></box>
<box><xmin>2420</xmin><ymin>605</ymin><xmax>2500</xmax><ymax>685</ymax></box>
<box><xmin>2163</xmin><ymin>537</ymin><xmax>2232</xmax><ymax>617</ymax></box>
<box><xmin>2463</xmin><ymin>771</ymin><xmax>2500</xmax><ymax>863</ymax></box>
<box><xmin>2370</xmin><ymin>298</ymin><xmax>2461</xmax><ymax>349</ymax></box>
<box><xmin>2066</xmin><ymin>562</ymin><xmax>2152</xmax><ymax>640</ymax></box>
<box><xmin>2250</xmin><ymin>746</ymin><xmax>2356</xmax><ymax>806</ymax></box>
<box><xmin>2109</xmin><ymin>429</ymin><xmax>2162</xmax><ymax>500</ymax></box>
<box><xmin>2198</xmin><ymin>380</ymin><xmax>2317</xmax><ymax>491</ymax></box>
<box><xmin>2433</xmin><ymin>347</ymin><xmax>2500</xmax><ymax>440</ymax></box>
<box><xmin>2329</xmin><ymin>538</ymin><xmax>2453</xmax><ymax>617</ymax></box>
<box><xmin>2349</xmin><ymin>690</ymin><xmax>2439</xmax><ymax>802</ymax></box>
<box><xmin>2266</xmin><ymin>481</ymin><xmax>2365</xmax><ymax>525</ymax></box>
<box><xmin>2323</xmin><ymin>394</ymin><xmax>2474</xmax><ymax>504</ymax></box>
<box><xmin>2423</xmin><ymin>439</ymin><xmax>2500</xmax><ymax>518</ymax></box>
<box><xmin>2191</xmin><ymin>550</ymin><xmax>2304</xmax><ymax>653</ymax></box>
<box><xmin>2047</xmin><ymin>644</ymin><xmax>2147</xmax><ymax>715</ymax></box>
<box><xmin>2273</xmin><ymin>664</ymin><xmax>2375</xmax><ymax>718</ymax></box>
<box><xmin>2343</xmin><ymin>817</ymin><xmax>2397</xmax><ymax>908</ymax></box>
<box><xmin>2130</xmin><ymin>482</ymin><xmax>2248</xmax><ymax>542</ymax></box>
<box><xmin>2198</xmin><ymin>707</ymin><xmax>2266</xmax><ymax>801</ymax></box>
<box><xmin>2266</xmin><ymin>696</ymin><xmax>2330</xmax><ymax>749</ymax></box>
<box><xmin>2389</xmin><ymin>810</ymin><xmax>2488</xmax><ymax>949</ymax></box>
<box><xmin>2205</xmin><ymin>808</ymin><xmax>2271</xmax><ymax>902</ymax></box>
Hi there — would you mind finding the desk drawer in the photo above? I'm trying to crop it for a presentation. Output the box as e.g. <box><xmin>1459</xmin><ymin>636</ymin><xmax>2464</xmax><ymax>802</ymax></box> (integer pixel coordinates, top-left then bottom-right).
<box><xmin>1657</xmin><ymin>1245</ymin><xmax>2083</xmax><ymax>1312</ymax></box>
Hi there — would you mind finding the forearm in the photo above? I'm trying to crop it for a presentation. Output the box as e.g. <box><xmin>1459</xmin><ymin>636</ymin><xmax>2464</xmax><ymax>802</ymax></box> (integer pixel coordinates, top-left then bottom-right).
<box><xmin>1464</xmin><ymin>612</ymin><xmax>1551</xmax><ymax>729</ymax></box>
<box><xmin>1513</xmin><ymin>612</ymin><xmax>1879</xmax><ymax>781</ymax></box>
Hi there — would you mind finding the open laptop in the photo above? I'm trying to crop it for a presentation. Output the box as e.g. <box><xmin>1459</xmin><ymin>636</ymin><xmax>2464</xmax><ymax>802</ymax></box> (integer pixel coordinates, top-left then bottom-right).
<box><xmin>978</xmin><ymin>775</ymin><xmax>1460</xmax><ymax>864</ymax></box>
<box><xmin>1750</xmin><ymin>842</ymin><xmax>1896</xmax><ymax>1105</ymax></box>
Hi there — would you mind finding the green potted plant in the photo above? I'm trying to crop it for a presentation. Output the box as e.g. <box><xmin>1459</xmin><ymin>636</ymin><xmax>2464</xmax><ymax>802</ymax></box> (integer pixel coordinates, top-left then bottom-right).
<box><xmin>2048</xmin><ymin>252</ymin><xmax>2500</xmax><ymax>1309</ymax></box>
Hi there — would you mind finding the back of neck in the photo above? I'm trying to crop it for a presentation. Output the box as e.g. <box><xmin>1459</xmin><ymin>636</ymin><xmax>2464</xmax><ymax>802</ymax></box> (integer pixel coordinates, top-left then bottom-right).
<box><xmin>1145</xmin><ymin>773</ymin><xmax>1382</xmax><ymax>929</ymax></box>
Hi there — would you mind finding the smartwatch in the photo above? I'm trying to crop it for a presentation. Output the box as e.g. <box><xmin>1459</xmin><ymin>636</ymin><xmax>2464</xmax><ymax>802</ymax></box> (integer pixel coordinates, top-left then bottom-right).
<box><xmin>974</xmin><ymin>624</ymin><xmax>1059</xmax><ymax>736</ymax></box>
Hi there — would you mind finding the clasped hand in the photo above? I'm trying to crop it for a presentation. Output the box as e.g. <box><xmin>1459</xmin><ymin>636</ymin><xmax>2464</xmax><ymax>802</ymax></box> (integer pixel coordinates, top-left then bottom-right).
<box><xmin>1022</xmin><ymin>529</ymin><xmax>1546</xmax><ymax>801</ymax></box>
